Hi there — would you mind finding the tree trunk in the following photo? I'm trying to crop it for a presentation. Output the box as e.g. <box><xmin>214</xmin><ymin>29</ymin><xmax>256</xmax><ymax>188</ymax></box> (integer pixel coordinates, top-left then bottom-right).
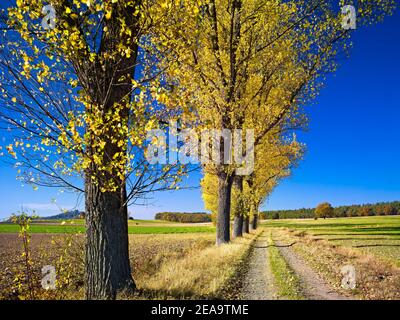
<box><xmin>251</xmin><ymin>213</ymin><xmax>258</xmax><ymax>230</ymax></box>
<box><xmin>242</xmin><ymin>216</ymin><xmax>250</xmax><ymax>234</ymax></box>
<box><xmin>232</xmin><ymin>176</ymin><xmax>244</xmax><ymax>238</ymax></box>
<box><xmin>82</xmin><ymin>2</ymin><xmax>141</xmax><ymax>299</ymax></box>
<box><xmin>216</xmin><ymin>173</ymin><xmax>233</xmax><ymax>245</ymax></box>
<box><xmin>233</xmin><ymin>214</ymin><xmax>243</xmax><ymax>238</ymax></box>
<box><xmin>85</xmin><ymin>182</ymin><xmax>135</xmax><ymax>300</ymax></box>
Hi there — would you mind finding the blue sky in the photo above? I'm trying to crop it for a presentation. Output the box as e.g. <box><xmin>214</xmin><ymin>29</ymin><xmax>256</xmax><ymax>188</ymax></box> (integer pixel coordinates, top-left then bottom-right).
<box><xmin>1</xmin><ymin>7</ymin><xmax>400</xmax><ymax>220</ymax></box>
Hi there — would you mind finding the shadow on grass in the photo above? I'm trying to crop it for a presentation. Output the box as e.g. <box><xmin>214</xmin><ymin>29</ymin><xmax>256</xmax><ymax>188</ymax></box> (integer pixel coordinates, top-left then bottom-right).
<box><xmin>313</xmin><ymin>231</ymin><xmax>400</xmax><ymax>236</ymax></box>
<box><xmin>351</xmin><ymin>244</ymin><xmax>400</xmax><ymax>248</ymax></box>
<box><xmin>253</xmin><ymin>242</ymin><xmax>297</xmax><ymax>249</ymax></box>
<box><xmin>135</xmin><ymin>288</ymin><xmax>209</xmax><ymax>300</ymax></box>
<box><xmin>318</xmin><ymin>237</ymin><xmax>399</xmax><ymax>241</ymax></box>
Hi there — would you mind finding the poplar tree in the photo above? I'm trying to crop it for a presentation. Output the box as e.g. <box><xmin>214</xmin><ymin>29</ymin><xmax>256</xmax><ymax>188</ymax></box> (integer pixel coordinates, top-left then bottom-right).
<box><xmin>0</xmin><ymin>0</ymin><xmax>184</xmax><ymax>299</ymax></box>
<box><xmin>151</xmin><ymin>0</ymin><xmax>395</xmax><ymax>244</ymax></box>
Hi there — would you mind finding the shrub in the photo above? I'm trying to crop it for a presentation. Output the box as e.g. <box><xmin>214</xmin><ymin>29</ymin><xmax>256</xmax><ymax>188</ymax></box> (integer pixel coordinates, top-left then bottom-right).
<box><xmin>258</xmin><ymin>212</ymin><xmax>267</xmax><ymax>220</ymax></box>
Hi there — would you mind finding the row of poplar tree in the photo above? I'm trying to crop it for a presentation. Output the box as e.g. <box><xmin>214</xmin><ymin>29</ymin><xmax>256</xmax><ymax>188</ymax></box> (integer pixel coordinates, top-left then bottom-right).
<box><xmin>0</xmin><ymin>0</ymin><xmax>394</xmax><ymax>299</ymax></box>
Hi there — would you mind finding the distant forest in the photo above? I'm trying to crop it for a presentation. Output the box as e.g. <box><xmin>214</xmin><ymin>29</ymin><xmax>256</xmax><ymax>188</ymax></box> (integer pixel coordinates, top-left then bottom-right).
<box><xmin>261</xmin><ymin>201</ymin><xmax>400</xmax><ymax>220</ymax></box>
<box><xmin>155</xmin><ymin>212</ymin><xmax>212</xmax><ymax>223</ymax></box>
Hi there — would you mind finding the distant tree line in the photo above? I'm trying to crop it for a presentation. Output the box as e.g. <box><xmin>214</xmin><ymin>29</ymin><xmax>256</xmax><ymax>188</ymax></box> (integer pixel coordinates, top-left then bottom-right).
<box><xmin>155</xmin><ymin>212</ymin><xmax>212</xmax><ymax>223</ymax></box>
<box><xmin>262</xmin><ymin>201</ymin><xmax>400</xmax><ymax>220</ymax></box>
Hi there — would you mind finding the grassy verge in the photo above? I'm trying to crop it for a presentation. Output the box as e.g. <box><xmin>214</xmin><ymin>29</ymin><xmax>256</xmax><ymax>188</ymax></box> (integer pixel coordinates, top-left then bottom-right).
<box><xmin>137</xmin><ymin>232</ymin><xmax>259</xmax><ymax>299</ymax></box>
<box><xmin>268</xmin><ymin>232</ymin><xmax>303</xmax><ymax>300</ymax></box>
<box><xmin>216</xmin><ymin>231</ymin><xmax>262</xmax><ymax>299</ymax></box>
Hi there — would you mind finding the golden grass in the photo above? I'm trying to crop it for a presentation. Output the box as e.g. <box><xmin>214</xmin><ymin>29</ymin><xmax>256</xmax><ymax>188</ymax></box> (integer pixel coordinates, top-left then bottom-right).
<box><xmin>1</xmin><ymin>231</ymin><xmax>258</xmax><ymax>300</ymax></box>
<box><xmin>136</xmin><ymin>232</ymin><xmax>258</xmax><ymax>299</ymax></box>
<box><xmin>129</xmin><ymin>233</ymin><xmax>214</xmax><ymax>279</ymax></box>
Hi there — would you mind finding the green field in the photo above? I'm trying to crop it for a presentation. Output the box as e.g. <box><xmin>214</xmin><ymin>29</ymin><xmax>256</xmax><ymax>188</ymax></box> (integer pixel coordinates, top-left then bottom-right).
<box><xmin>0</xmin><ymin>220</ymin><xmax>215</xmax><ymax>234</ymax></box>
<box><xmin>262</xmin><ymin>216</ymin><xmax>400</xmax><ymax>266</ymax></box>
<box><xmin>24</xmin><ymin>219</ymin><xmax>175</xmax><ymax>226</ymax></box>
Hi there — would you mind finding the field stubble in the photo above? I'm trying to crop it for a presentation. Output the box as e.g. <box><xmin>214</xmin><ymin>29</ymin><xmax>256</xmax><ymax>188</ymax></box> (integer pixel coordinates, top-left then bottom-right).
<box><xmin>0</xmin><ymin>230</ymin><xmax>257</xmax><ymax>300</ymax></box>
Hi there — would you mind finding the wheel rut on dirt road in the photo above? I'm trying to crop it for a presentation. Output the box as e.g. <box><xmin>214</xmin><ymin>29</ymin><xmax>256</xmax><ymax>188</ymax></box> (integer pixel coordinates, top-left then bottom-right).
<box><xmin>240</xmin><ymin>232</ymin><xmax>277</xmax><ymax>300</ymax></box>
<box><xmin>276</xmin><ymin>240</ymin><xmax>351</xmax><ymax>300</ymax></box>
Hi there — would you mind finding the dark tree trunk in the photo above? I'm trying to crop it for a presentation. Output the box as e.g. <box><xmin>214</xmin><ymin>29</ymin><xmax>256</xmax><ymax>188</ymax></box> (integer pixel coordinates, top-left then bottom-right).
<box><xmin>48</xmin><ymin>1</ymin><xmax>141</xmax><ymax>300</ymax></box>
<box><xmin>242</xmin><ymin>216</ymin><xmax>250</xmax><ymax>234</ymax></box>
<box><xmin>232</xmin><ymin>176</ymin><xmax>244</xmax><ymax>238</ymax></box>
<box><xmin>233</xmin><ymin>214</ymin><xmax>243</xmax><ymax>238</ymax></box>
<box><xmin>251</xmin><ymin>213</ymin><xmax>258</xmax><ymax>230</ymax></box>
<box><xmin>216</xmin><ymin>173</ymin><xmax>233</xmax><ymax>245</ymax></box>
<box><xmin>82</xmin><ymin>2</ymin><xmax>141</xmax><ymax>300</ymax></box>
<box><xmin>85</xmin><ymin>182</ymin><xmax>135</xmax><ymax>300</ymax></box>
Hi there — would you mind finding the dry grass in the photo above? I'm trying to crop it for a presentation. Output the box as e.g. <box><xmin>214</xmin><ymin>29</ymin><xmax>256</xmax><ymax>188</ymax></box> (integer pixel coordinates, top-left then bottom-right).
<box><xmin>129</xmin><ymin>233</ymin><xmax>215</xmax><ymax>280</ymax></box>
<box><xmin>264</xmin><ymin>216</ymin><xmax>400</xmax><ymax>267</ymax></box>
<box><xmin>0</xmin><ymin>233</ymin><xmax>85</xmax><ymax>300</ymax></box>
<box><xmin>274</xmin><ymin>228</ymin><xmax>400</xmax><ymax>300</ymax></box>
<box><xmin>0</xmin><ymin>231</ymin><xmax>258</xmax><ymax>300</ymax></box>
<box><xmin>136</xmin><ymin>233</ymin><xmax>258</xmax><ymax>299</ymax></box>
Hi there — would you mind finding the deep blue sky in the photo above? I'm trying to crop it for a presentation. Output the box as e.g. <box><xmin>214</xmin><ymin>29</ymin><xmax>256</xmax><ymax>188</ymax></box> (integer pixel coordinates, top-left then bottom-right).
<box><xmin>1</xmin><ymin>8</ymin><xmax>400</xmax><ymax>220</ymax></box>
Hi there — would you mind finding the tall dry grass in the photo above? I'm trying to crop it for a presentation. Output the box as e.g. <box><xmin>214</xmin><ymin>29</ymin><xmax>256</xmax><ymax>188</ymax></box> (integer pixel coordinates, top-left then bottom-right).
<box><xmin>137</xmin><ymin>233</ymin><xmax>258</xmax><ymax>299</ymax></box>
<box><xmin>1</xmin><ymin>231</ymin><xmax>258</xmax><ymax>300</ymax></box>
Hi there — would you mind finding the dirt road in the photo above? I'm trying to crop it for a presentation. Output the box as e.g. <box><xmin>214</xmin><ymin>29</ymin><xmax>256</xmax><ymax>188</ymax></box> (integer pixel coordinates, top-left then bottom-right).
<box><xmin>240</xmin><ymin>232</ymin><xmax>277</xmax><ymax>300</ymax></box>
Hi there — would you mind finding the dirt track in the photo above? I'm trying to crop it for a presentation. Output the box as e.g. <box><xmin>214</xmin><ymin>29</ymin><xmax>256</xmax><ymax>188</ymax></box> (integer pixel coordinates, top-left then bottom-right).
<box><xmin>276</xmin><ymin>240</ymin><xmax>350</xmax><ymax>300</ymax></box>
<box><xmin>240</xmin><ymin>232</ymin><xmax>277</xmax><ymax>300</ymax></box>
<box><xmin>240</xmin><ymin>230</ymin><xmax>351</xmax><ymax>300</ymax></box>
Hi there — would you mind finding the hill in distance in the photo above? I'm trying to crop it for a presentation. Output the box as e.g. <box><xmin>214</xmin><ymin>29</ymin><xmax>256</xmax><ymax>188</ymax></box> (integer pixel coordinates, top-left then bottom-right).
<box><xmin>41</xmin><ymin>210</ymin><xmax>84</xmax><ymax>220</ymax></box>
<box><xmin>1</xmin><ymin>210</ymin><xmax>84</xmax><ymax>223</ymax></box>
